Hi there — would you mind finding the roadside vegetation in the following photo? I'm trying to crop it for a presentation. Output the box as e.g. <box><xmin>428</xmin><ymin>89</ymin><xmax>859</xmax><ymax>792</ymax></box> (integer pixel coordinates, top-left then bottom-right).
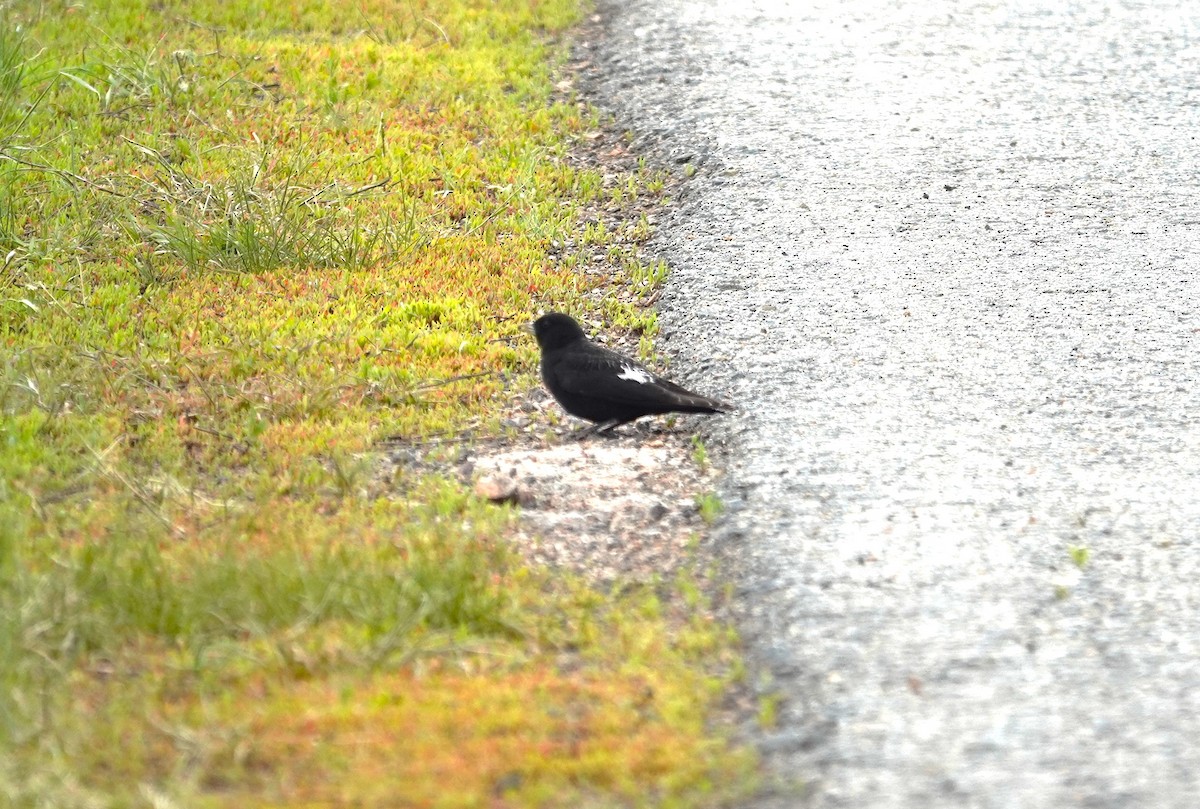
<box><xmin>0</xmin><ymin>0</ymin><xmax>754</xmax><ymax>806</ymax></box>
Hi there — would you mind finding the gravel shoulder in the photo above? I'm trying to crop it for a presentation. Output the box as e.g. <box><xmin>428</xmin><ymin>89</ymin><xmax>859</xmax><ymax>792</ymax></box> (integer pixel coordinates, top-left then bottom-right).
<box><xmin>576</xmin><ymin>1</ymin><xmax>1200</xmax><ymax>807</ymax></box>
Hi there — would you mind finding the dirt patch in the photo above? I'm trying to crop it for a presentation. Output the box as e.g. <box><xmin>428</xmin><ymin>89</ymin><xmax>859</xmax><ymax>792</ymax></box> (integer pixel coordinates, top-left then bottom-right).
<box><xmin>381</xmin><ymin>385</ymin><xmax>723</xmax><ymax>583</ymax></box>
<box><xmin>469</xmin><ymin>431</ymin><xmax>716</xmax><ymax>582</ymax></box>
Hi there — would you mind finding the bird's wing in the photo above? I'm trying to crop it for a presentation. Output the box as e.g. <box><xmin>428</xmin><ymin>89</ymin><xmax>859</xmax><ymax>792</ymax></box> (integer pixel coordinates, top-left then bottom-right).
<box><xmin>553</xmin><ymin>348</ymin><xmax>728</xmax><ymax>411</ymax></box>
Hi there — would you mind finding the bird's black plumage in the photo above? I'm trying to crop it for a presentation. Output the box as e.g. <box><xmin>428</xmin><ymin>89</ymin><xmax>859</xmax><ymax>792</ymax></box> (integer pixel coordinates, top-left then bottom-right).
<box><xmin>531</xmin><ymin>312</ymin><xmax>732</xmax><ymax>433</ymax></box>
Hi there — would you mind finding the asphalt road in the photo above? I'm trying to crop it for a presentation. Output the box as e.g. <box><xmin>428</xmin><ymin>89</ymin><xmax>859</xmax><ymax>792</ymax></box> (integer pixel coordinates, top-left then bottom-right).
<box><xmin>579</xmin><ymin>1</ymin><xmax>1200</xmax><ymax>806</ymax></box>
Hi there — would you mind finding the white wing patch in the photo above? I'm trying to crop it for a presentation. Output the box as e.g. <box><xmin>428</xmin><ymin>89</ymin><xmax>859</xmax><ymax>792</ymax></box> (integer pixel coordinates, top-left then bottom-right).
<box><xmin>616</xmin><ymin>363</ymin><xmax>655</xmax><ymax>385</ymax></box>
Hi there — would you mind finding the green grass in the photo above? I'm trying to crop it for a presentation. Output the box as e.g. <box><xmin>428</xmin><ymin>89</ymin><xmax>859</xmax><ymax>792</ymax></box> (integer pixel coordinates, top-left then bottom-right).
<box><xmin>691</xmin><ymin>435</ymin><xmax>710</xmax><ymax>472</ymax></box>
<box><xmin>0</xmin><ymin>0</ymin><xmax>753</xmax><ymax>806</ymax></box>
<box><xmin>695</xmin><ymin>492</ymin><xmax>725</xmax><ymax>526</ymax></box>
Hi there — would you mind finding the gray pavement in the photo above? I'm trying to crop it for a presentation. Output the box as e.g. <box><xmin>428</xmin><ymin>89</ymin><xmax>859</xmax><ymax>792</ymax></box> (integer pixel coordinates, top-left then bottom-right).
<box><xmin>579</xmin><ymin>1</ymin><xmax>1200</xmax><ymax>806</ymax></box>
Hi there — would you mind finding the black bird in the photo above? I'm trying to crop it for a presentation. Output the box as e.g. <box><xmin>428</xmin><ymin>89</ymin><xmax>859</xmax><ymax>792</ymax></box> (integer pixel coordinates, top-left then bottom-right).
<box><xmin>530</xmin><ymin>312</ymin><xmax>732</xmax><ymax>434</ymax></box>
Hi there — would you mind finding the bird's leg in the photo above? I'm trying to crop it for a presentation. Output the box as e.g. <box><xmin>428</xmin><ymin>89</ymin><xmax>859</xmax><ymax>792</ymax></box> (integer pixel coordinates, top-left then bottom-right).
<box><xmin>569</xmin><ymin>419</ymin><xmax>621</xmax><ymax>441</ymax></box>
<box><xmin>568</xmin><ymin>423</ymin><xmax>601</xmax><ymax>441</ymax></box>
<box><xmin>593</xmin><ymin>418</ymin><xmax>624</xmax><ymax>435</ymax></box>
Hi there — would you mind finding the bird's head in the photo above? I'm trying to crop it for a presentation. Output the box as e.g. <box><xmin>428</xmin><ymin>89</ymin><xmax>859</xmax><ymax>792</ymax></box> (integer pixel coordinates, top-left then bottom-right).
<box><xmin>530</xmin><ymin>312</ymin><xmax>587</xmax><ymax>352</ymax></box>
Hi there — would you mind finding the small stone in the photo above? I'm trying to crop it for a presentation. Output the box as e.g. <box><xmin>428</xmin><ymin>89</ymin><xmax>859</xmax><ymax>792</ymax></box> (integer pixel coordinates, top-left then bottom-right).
<box><xmin>475</xmin><ymin>474</ymin><xmax>519</xmax><ymax>505</ymax></box>
<box><xmin>648</xmin><ymin>502</ymin><xmax>669</xmax><ymax>522</ymax></box>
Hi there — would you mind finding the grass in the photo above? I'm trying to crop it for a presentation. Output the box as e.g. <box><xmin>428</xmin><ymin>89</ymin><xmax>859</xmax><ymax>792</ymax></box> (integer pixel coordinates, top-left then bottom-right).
<box><xmin>691</xmin><ymin>436</ymin><xmax>710</xmax><ymax>472</ymax></box>
<box><xmin>0</xmin><ymin>0</ymin><xmax>754</xmax><ymax>806</ymax></box>
<box><xmin>695</xmin><ymin>492</ymin><xmax>725</xmax><ymax>526</ymax></box>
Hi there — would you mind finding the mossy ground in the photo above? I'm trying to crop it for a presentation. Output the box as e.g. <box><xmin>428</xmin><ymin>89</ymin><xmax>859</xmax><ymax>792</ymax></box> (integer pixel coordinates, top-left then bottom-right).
<box><xmin>0</xmin><ymin>1</ymin><xmax>755</xmax><ymax>806</ymax></box>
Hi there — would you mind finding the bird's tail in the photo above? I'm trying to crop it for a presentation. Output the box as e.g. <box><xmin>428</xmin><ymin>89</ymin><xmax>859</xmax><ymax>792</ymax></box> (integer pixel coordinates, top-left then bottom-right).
<box><xmin>668</xmin><ymin>390</ymin><xmax>735</xmax><ymax>414</ymax></box>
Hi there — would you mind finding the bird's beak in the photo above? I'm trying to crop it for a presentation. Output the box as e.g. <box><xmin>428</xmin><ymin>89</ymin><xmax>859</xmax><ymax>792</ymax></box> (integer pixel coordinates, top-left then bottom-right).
<box><xmin>520</xmin><ymin>321</ymin><xmax>535</xmax><ymax>335</ymax></box>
